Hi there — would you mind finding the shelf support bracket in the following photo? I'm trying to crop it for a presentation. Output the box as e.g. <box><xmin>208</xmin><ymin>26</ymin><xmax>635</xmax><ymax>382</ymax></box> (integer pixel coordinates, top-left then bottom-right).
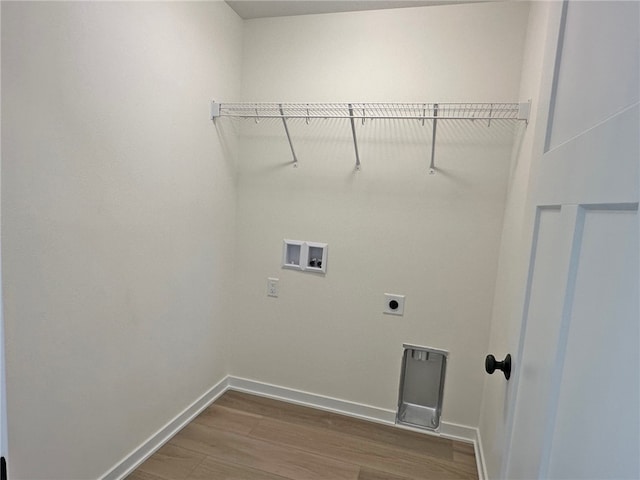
<box><xmin>429</xmin><ymin>103</ymin><xmax>438</xmax><ymax>175</ymax></box>
<box><xmin>210</xmin><ymin>101</ymin><xmax>221</xmax><ymax>120</ymax></box>
<box><xmin>518</xmin><ymin>100</ymin><xmax>531</xmax><ymax>125</ymax></box>
<box><xmin>279</xmin><ymin>104</ymin><xmax>298</xmax><ymax>167</ymax></box>
<box><xmin>348</xmin><ymin>104</ymin><xmax>361</xmax><ymax>171</ymax></box>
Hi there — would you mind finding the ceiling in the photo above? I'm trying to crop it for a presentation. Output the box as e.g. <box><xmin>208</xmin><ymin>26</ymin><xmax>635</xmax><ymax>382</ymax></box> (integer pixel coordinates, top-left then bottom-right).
<box><xmin>225</xmin><ymin>0</ymin><xmax>489</xmax><ymax>20</ymax></box>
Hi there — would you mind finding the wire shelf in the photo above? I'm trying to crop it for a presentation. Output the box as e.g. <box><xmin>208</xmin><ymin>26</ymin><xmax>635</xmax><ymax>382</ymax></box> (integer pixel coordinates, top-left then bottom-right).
<box><xmin>212</xmin><ymin>102</ymin><xmax>528</xmax><ymax>121</ymax></box>
<box><xmin>209</xmin><ymin>100</ymin><xmax>530</xmax><ymax>173</ymax></box>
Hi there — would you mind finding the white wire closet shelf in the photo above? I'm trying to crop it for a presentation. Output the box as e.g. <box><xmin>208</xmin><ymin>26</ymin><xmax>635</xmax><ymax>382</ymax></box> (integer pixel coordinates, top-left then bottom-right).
<box><xmin>210</xmin><ymin>101</ymin><xmax>531</xmax><ymax>173</ymax></box>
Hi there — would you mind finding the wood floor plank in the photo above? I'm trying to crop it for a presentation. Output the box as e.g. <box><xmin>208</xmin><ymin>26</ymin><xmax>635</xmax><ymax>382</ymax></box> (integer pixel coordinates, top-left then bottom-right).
<box><xmin>169</xmin><ymin>422</ymin><xmax>359</xmax><ymax>480</ymax></box>
<box><xmin>249</xmin><ymin>417</ymin><xmax>478</xmax><ymax>479</ymax></box>
<box><xmin>453</xmin><ymin>442</ymin><xmax>475</xmax><ymax>456</ymax></box>
<box><xmin>135</xmin><ymin>444</ymin><xmax>205</xmax><ymax>480</ymax></box>
<box><xmin>192</xmin><ymin>404</ymin><xmax>262</xmax><ymax>434</ymax></box>
<box><xmin>126</xmin><ymin>470</ymin><xmax>166</xmax><ymax>480</ymax></box>
<box><xmin>324</xmin><ymin>413</ymin><xmax>454</xmax><ymax>461</ymax></box>
<box><xmin>357</xmin><ymin>467</ymin><xmax>413</xmax><ymax>480</ymax></box>
<box><xmin>215</xmin><ymin>391</ymin><xmax>331</xmax><ymax>429</ymax></box>
<box><xmin>453</xmin><ymin>449</ymin><xmax>477</xmax><ymax>468</ymax></box>
<box><xmin>187</xmin><ymin>456</ymin><xmax>290</xmax><ymax>480</ymax></box>
<box><xmin>452</xmin><ymin>441</ymin><xmax>477</xmax><ymax>468</ymax></box>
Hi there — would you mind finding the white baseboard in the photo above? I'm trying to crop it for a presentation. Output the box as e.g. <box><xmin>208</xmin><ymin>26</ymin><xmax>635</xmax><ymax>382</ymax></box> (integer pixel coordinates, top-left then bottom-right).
<box><xmin>100</xmin><ymin>376</ymin><xmax>229</xmax><ymax>480</ymax></box>
<box><xmin>475</xmin><ymin>426</ymin><xmax>489</xmax><ymax>480</ymax></box>
<box><xmin>227</xmin><ymin>376</ymin><xmax>397</xmax><ymax>425</ymax></box>
<box><xmin>100</xmin><ymin>375</ymin><xmax>483</xmax><ymax>480</ymax></box>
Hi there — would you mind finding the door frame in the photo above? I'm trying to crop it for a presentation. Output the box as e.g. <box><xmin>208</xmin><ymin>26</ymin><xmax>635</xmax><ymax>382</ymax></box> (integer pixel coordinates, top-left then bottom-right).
<box><xmin>0</xmin><ymin>1</ymin><xmax>7</xmax><ymax>469</ymax></box>
<box><xmin>499</xmin><ymin>1</ymin><xmax>567</xmax><ymax>476</ymax></box>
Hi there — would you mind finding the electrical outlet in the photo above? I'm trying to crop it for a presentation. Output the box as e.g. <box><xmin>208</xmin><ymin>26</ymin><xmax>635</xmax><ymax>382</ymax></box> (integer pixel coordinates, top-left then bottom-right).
<box><xmin>384</xmin><ymin>293</ymin><xmax>405</xmax><ymax>315</ymax></box>
<box><xmin>267</xmin><ymin>277</ymin><xmax>279</xmax><ymax>297</ymax></box>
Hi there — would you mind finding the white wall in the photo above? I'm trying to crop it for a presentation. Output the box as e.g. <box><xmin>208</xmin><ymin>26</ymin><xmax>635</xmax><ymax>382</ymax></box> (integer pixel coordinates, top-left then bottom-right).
<box><xmin>477</xmin><ymin>3</ymin><xmax>554</xmax><ymax>477</ymax></box>
<box><xmin>1</xmin><ymin>2</ymin><xmax>242</xmax><ymax>478</ymax></box>
<box><xmin>229</xmin><ymin>2</ymin><xmax>529</xmax><ymax>430</ymax></box>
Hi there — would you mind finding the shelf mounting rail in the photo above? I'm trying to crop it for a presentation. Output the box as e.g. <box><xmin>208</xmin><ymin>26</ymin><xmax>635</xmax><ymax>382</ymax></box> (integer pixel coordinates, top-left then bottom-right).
<box><xmin>211</xmin><ymin>101</ymin><xmax>531</xmax><ymax>172</ymax></box>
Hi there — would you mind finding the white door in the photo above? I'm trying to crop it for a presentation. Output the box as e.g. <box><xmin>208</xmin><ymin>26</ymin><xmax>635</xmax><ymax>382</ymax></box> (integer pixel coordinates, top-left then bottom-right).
<box><xmin>504</xmin><ymin>1</ymin><xmax>639</xmax><ymax>478</ymax></box>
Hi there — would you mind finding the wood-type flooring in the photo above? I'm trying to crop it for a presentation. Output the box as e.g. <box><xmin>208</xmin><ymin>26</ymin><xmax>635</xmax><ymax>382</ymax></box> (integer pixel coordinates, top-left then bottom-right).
<box><xmin>126</xmin><ymin>390</ymin><xmax>478</xmax><ymax>480</ymax></box>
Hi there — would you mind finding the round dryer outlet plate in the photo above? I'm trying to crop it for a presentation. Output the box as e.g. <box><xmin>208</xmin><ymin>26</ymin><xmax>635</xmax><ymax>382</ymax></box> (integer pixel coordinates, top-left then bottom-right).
<box><xmin>383</xmin><ymin>293</ymin><xmax>405</xmax><ymax>316</ymax></box>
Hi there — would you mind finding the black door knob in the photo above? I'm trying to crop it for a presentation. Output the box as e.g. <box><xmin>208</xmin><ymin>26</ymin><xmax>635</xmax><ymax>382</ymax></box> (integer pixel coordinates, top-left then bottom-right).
<box><xmin>485</xmin><ymin>353</ymin><xmax>511</xmax><ymax>380</ymax></box>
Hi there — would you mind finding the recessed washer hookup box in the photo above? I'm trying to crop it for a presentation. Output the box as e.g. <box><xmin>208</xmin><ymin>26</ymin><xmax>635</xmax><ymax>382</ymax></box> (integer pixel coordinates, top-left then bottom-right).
<box><xmin>397</xmin><ymin>344</ymin><xmax>448</xmax><ymax>431</ymax></box>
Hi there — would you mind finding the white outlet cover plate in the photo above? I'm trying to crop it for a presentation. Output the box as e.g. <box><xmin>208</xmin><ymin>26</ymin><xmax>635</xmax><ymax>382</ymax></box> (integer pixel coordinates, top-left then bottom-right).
<box><xmin>267</xmin><ymin>277</ymin><xmax>279</xmax><ymax>297</ymax></box>
<box><xmin>384</xmin><ymin>293</ymin><xmax>405</xmax><ymax>316</ymax></box>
